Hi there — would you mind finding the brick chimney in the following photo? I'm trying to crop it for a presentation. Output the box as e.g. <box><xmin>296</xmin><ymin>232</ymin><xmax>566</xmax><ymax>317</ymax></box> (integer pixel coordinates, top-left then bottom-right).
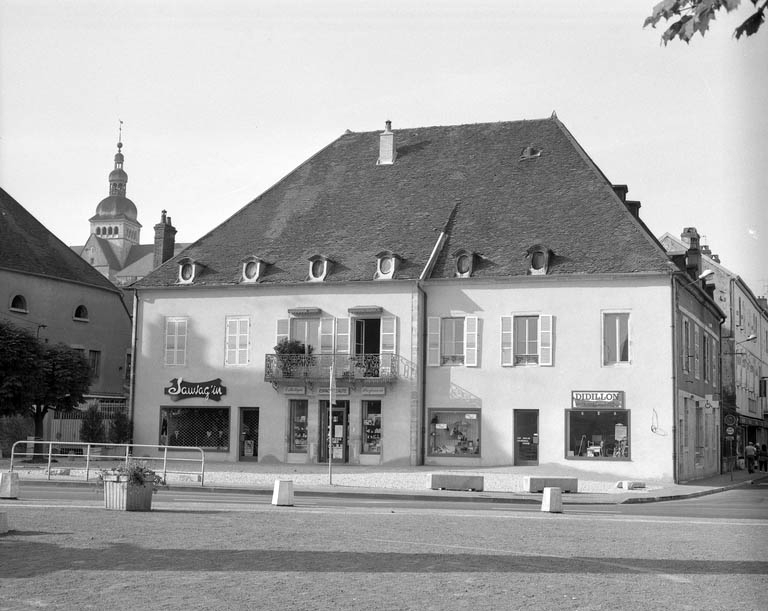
<box><xmin>377</xmin><ymin>120</ymin><xmax>396</xmax><ymax>165</ymax></box>
<box><xmin>153</xmin><ymin>210</ymin><xmax>177</xmax><ymax>268</ymax></box>
<box><xmin>681</xmin><ymin>227</ymin><xmax>701</xmax><ymax>280</ymax></box>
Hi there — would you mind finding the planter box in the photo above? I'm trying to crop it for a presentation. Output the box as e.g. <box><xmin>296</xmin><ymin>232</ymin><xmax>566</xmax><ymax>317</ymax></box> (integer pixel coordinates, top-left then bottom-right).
<box><xmin>103</xmin><ymin>476</ymin><xmax>153</xmax><ymax>511</ymax></box>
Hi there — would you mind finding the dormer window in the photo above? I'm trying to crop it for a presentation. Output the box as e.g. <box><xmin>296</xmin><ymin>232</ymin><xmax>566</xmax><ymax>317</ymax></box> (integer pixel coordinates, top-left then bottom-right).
<box><xmin>73</xmin><ymin>305</ymin><xmax>89</xmax><ymax>321</ymax></box>
<box><xmin>374</xmin><ymin>251</ymin><xmax>401</xmax><ymax>280</ymax></box>
<box><xmin>526</xmin><ymin>244</ymin><xmax>553</xmax><ymax>275</ymax></box>
<box><xmin>241</xmin><ymin>256</ymin><xmax>268</xmax><ymax>283</ymax></box>
<box><xmin>453</xmin><ymin>249</ymin><xmax>476</xmax><ymax>278</ymax></box>
<box><xmin>520</xmin><ymin>145</ymin><xmax>542</xmax><ymax>161</ymax></box>
<box><xmin>177</xmin><ymin>257</ymin><xmax>200</xmax><ymax>284</ymax></box>
<box><xmin>308</xmin><ymin>255</ymin><xmax>332</xmax><ymax>282</ymax></box>
<box><xmin>10</xmin><ymin>294</ymin><xmax>27</xmax><ymax>313</ymax></box>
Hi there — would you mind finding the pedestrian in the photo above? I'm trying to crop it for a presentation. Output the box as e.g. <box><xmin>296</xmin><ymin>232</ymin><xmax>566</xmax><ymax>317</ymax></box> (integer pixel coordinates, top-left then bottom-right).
<box><xmin>744</xmin><ymin>442</ymin><xmax>757</xmax><ymax>474</ymax></box>
<box><xmin>759</xmin><ymin>444</ymin><xmax>768</xmax><ymax>473</ymax></box>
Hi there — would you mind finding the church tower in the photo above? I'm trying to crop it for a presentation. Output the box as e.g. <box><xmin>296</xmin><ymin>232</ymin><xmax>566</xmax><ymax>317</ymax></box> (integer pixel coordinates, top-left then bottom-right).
<box><xmin>87</xmin><ymin>128</ymin><xmax>142</xmax><ymax>267</ymax></box>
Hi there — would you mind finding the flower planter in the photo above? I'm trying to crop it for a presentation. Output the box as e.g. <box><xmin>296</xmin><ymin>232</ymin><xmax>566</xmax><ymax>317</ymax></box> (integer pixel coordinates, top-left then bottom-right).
<box><xmin>103</xmin><ymin>474</ymin><xmax>154</xmax><ymax>511</ymax></box>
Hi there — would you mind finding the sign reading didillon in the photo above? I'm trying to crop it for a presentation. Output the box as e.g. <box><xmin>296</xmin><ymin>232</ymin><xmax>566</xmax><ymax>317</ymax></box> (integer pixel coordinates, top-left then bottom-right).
<box><xmin>571</xmin><ymin>391</ymin><xmax>624</xmax><ymax>409</ymax></box>
<box><xmin>164</xmin><ymin>378</ymin><xmax>227</xmax><ymax>402</ymax></box>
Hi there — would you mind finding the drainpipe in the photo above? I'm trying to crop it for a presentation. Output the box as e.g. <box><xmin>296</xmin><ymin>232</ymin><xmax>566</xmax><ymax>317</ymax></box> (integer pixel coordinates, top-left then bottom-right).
<box><xmin>671</xmin><ymin>274</ymin><xmax>680</xmax><ymax>484</ymax></box>
<box><xmin>416</xmin><ymin>280</ymin><xmax>427</xmax><ymax>464</ymax></box>
<box><xmin>128</xmin><ymin>290</ymin><xmax>139</xmax><ymax>443</ymax></box>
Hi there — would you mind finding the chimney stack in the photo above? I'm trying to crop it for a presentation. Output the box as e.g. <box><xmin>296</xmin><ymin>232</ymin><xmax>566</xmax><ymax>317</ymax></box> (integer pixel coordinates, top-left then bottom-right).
<box><xmin>153</xmin><ymin>210</ymin><xmax>177</xmax><ymax>268</ymax></box>
<box><xmin>377</xmin><ymin>120</ymin><xmax>396</xmax><ymax>165</ymax></box>
<box><xmin>681</xmin><ymin>227</ymin><xmax>701</xmax><ymax>280</ymax></box>
<box><xmin>612</xmin><ymin>185</ymin><xmax>628</xmax><ymax>203</ymax></box>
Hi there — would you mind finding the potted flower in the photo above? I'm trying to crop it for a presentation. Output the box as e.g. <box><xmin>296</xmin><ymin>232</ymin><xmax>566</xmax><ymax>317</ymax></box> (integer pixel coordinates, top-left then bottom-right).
<box><xmin>100</xmin><ymin>459</ymin><xmax>162</xmax><ymax>511</ymax></box>
<box><xmin>274</xmin><ymin>338</ymin><xmax>313</xmax><ymax>378</ymax></box>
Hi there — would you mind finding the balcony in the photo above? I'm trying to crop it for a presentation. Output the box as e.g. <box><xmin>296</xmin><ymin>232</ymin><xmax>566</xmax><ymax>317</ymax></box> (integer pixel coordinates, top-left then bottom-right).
<box><xmin>265</xmin><ymin>353</ymin><xmax>401</xmax><ymax>384</ymax></box>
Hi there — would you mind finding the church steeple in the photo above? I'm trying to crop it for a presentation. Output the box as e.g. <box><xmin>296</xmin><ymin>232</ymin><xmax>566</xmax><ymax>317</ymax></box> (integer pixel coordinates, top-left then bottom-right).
<box><xmin>109</xmin><ymin>122</ymin><xmax>128</xmax><ymax>197</ymax></box>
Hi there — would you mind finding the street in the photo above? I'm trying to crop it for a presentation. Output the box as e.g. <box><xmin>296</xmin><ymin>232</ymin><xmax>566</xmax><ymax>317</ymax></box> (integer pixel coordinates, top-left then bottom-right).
<box><xmin>1</xmin><ymin>483</ymin><xmax>766</xmax><ymax>610</ymax></box>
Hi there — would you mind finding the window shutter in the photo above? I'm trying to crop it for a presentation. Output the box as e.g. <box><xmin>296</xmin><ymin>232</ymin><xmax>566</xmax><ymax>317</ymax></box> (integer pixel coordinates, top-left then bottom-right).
<box><xmin>275</xmin><ymin>318</ymin><xmax>289</xmax><ymax>347</ymax></box>
<box><xmin>335</xmin><ymin>318</ymin><xmax>350</xmax><ymax>354</ymax></box>
<box><xmin>380</xmin><ymin>316</ymin><xmax>396</xmax><ymax>354</ymax></box>
<box><xmin>427</xmin><ymin>317</ymin><xmax>441</xmax><ymax>367</ymax></box>
<box><xmin>501</xmin><ymin>316</ymin><xmax>513</xmax><ymax>366</ymax></box>
<box><xmin>694</xmin><ymin>326</ymin><xmax>700</xmax><ymax>380</ymax></box>
<box><xmin>320</xmin><ymin>317</ymin><xmax>334</xmax><ymax>353</ymax></box>
<box><xmin>539</xmin><ymin>314</ymin><xmax>553</xmax><ymax>366</ymax></box>
<box><xmin>464</xmin><ymin>316</ymin><xmax>478</xmax><ymax>367</ymax></box>
<box><xmin>226</xmin><ymin>319</ymin><xmax>237</xmax><ymax>364</ymax></box>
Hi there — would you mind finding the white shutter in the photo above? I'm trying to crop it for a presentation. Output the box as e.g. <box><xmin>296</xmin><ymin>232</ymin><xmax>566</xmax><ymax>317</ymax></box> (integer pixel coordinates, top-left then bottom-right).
<box><xmin>320</xmin><ymin>317</ymin><xmax>334</xmax><ymax>353</ymax></box>
<box><xmin>694</xmin><ymin>326</ymin><xmax>700</xmax><ymax>380</ymax></box>
<box><xmin>427</xmin><ymin>317</ymin><xmax>441</xmax><ymax>367</ymax></box>
<box><xmin>501</xmin><ymin>316</ymin><xmax>513</xmax><ymax>366</ymax></box>
<box><xmin>464</xmin><ymin>316</ymin><xmax>478</xmax><ymax>367</ymax></box>
<box><xmin>380</xmin><ymin>316</ymin><xmax>396</xmax><ymax>354</ymax></box>
<box><xmin>539</xmin><ymin>314</ymin><xmax>553</xmax><ymax>366</ymax></box>
<box><xmin>226</xmin><ymin>318</ymin><xmax>237</xmax><ymax>364</ymax></box>
<box><xmin>335</xmin><ymin>318</ymin><xmax>350</xmax><ymax>354</ymax></box>
<box><xmin>275</xmin><ymin>318</ymin><xmax>289</xmax><ymax>348</ymax></box>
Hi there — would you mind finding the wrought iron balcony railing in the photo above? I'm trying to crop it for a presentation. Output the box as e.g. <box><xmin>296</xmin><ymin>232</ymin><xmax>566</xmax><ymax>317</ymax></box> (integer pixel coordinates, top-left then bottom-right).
<box><xmin>265</xmin><ymin>353</ymin><xmax>401</xmax><ymax>383</ymax></box>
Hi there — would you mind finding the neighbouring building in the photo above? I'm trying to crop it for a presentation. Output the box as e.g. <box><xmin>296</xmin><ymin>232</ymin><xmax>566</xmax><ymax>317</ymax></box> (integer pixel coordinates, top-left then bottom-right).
<box><xmin>72</xmin><ymin>136</ymin><xmax>187</xmax><ymax>286</ymax></box>
<box><xmin>0</xmin><ymin>187</ymin><xmax>133</xmax><ymax>438</ymax></box>
<box><xmin>129</xmin><ymin>116</ymin><xmax>724</xmax><ymax>483</ymax></box>
<box><xmin>661</xmin><ymin>230</ymin><xmax>768</xmax><ymax>470</ymax></box>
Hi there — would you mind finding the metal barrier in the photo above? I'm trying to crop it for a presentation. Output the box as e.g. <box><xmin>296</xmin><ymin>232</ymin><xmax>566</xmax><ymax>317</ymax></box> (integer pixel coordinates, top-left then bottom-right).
<box><xmin>9</xmin><ymin>441</ymin><xmax>206</xmax><ymax>485</ymax></box>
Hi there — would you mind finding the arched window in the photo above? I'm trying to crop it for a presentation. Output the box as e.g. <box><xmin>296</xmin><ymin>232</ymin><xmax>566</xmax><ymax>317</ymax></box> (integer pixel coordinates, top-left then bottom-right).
<box><xmin>10</xmin><ymin>294</ymin><xmax>27</xmax><ymax>312</ymax></box>
<box><xmin>74</xmin><ymin>305</ymin><xmax>89</xmax><ymax>320</ymax></box>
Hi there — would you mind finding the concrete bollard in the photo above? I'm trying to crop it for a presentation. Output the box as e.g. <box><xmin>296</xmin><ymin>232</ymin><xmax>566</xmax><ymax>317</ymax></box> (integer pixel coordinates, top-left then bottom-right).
<box><xmin>0</xmin><ymin>472</ymin><xmax>19</xmax><ymax>499</ymax></box>
<box><xmin>0</xmin><ymin>512</ymin><xmax>7</xmax><ymax>534</ymax></box>
<box><xmin>541</xmin><ymin>487</ymin><xmax>563</xmax><ymax>513</ymax></box>
<box><xmin>271</xmin><ymin>479</ymin><xmax>294</xmax><ymax>506</ymax></box>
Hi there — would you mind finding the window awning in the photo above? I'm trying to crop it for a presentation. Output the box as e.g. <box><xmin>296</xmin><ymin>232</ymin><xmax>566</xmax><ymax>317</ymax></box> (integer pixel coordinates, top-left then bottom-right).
<box><xmin>288</xmin><ymin>308</ymin><xmax>322</xmax><ymax>318</ymax></box>
<box><xmin>348</xmin><ymin>306</ymin><xmax>383</xmax><ymax>316</ymax></box>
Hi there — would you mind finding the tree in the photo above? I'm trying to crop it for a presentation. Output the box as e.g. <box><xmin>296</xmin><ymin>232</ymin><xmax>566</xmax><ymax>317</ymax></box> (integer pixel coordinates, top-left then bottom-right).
<box><xmin>108</xmin><ymin>410</ymin><xmax>132</xmax><ymax>444</ymax></box>
<box><xmin>645</xmin><ymin>0</ymin><xmax>766</xmax><ymax>43</ymax></box>
<box><xmin>79</xmin><ymin>404</ymin><xmax>105</xmax><ymax>444</ymax></box>
<box><xmin>0</xmin><ymin>321</ymin><xmax>41</xmax><ymax>415</ymax></box>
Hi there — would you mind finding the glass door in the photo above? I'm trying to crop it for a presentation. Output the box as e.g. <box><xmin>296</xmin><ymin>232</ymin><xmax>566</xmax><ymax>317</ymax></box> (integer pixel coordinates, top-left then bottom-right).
<box><xmin>514</xmin><ymin>409</ymin><xmax>538</xmax><ymax>465</ymax></box>
<box><xmin>239</xmin><ymin>407</ymin><xmax>259</xmax><ymax>461</ymax></box>
<box><xmin>319</xmin><ymin>400</ymin><xmax>349</xmax><ymax>463</ymax></box>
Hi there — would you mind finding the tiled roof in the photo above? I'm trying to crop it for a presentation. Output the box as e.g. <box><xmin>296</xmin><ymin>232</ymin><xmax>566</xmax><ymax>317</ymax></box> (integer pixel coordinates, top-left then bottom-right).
<box><xmin>134</xmin><ymin>117</ymin><xmax>675</xmax><ymax>288</ymax></box>
<box><xmin>0</xmin><ymin>187</ymin><xmax>120</xmax><ymax>292</ymax></box>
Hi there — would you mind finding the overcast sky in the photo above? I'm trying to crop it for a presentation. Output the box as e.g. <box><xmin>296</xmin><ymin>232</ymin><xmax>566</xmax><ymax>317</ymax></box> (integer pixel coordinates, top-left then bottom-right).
<box><xmin>1</xmin><ymin>0</ymin><xmax>766</xmax><ymax>294</ymax></box>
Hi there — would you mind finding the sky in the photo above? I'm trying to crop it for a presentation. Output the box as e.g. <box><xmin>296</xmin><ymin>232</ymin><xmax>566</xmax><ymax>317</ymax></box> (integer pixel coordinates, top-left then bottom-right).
<box><xmin>1</xmin><ymin>0</ymin><xmax>766</xmax><ymax>295</ymax></box>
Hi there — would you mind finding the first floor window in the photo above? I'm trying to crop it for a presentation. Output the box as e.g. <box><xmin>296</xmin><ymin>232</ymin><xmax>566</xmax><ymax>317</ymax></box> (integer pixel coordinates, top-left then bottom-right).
<box><xmin>159</xmin><ymin>406</ymin><xmax>229</xmax><ymax>451</ymax></box>
<box><xmin>428</xmin><ymin>409</ymin><xmax>480</xmax><ymax>457</ymax></box>
<box><xmin>290</xmin><ymin>400</ymin><xmax>308</xmax><ymax>453</ymax></box>
<box><xmin>441</xmin><ymin>318</ymin><xmax>465</xmax><ymax>365</ymax></box>
<box><xmin>566</xmin><ymin>409</ymin><xmax>630</xmax><ymax>459</ymax></box>
<box><xmin>165</xmin><ymin>318</ymin><xmax>188</xmax><ymax>366</ymax></box>
<box><xmin>427</xmin><ymin>316</ymin><xmax>479</xmax><ymax>367</ymax></box>
<box><xmin>225</xmin><ymin>316</ymin><xmax>250</xmax><ymax>365</ymax></box>
<box><xmin>501</xmin><ymin>314</ymin><xmax>553</xmax><ymax>366</ymax></box>
<box><xmin>88</xmin><ymin>350</ymin><xmax>101</xmax><ymax>379</ymax></box>
<box><xmin>362</xmin><ymin>400</ymin><xmax>382</xmax><ymax>454</ymax></box>
<box><xmin>603</xmin><ymin>313</ymin><xmax>629</xmax><ymax>365</ymax></box>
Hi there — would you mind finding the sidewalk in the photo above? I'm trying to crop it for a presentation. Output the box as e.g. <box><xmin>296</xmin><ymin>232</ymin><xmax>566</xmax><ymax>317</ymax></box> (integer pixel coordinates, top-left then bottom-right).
<box><xmin>5</xmin><ymin>458</ymin><xmax>763</xmax><ymax>505</ymax></box>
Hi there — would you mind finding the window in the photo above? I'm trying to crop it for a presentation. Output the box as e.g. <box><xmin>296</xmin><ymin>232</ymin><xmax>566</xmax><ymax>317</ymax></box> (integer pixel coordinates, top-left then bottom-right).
<box><xmin>177</xmin><ymin>258</ymin><xmax>200</xmax><ymax>284</ymax></box>
<box><xmin>501</xmin><ymin>315</ymin><xmax>553</xmax><ymax>366</ymax></box>
<box><xmin>452</xmin><ymin>249</ymin><xmax>476</xmax><ymax>278</ymax></box>
<box><xmin>289</xmin><ymin>400</ymin><xmax>308</xmax><ymax>453</ymax></box>
<box><xmin>702</xmin><ymin>331</ymin><xmax>709</xmax><ymax>382</ymax></box>
<box><xmin>308</xmin><ymin>256</ymin><xmax>332</xmax><ymax>281</ymax></box>
<box><xmin>428</xmin><ymin>409</ymin><xmax>480</xmax><ymax>456</ymax></box>
<box><xmin>375</xmin><ymin>251</ymin><xmax>401</xmax><ymax>280</ymax></box>
<box><xmin>603</xmin><ymin>313</ymin><xmax>629</xmax><ymax>365</ymax></box>
<box><xmin>525</xmin><ymin>244</ymin><xmax>552</xmax><ymax>275</ymax></box>
<box><xmin>682</xmin><ymin>318</ymin><xmax>690</xmax><ymax>373</ymax></box>
<box><xmin>694</xmin><ymin>323</ymin><xmax>700</xmax><ymax>380</ymax></box>
<box><xmin>10</xmin><ymin>294</ymin><xmax>28</xmax><ymax>312</ymax></box>
<box><xmin>159</xmin><ymin>407</ymin><xmax>229</xmax><ymax>450</ymax></box>
<box><xmin>427</xmin><ymin>316</ymin><xmax>479</xmax><ymax>367</ymax></box>
<box><xmin>225</xmin><ymin>317</ymin><xmax>250</xmax><ymax>365</ymax></box>
<box><xmin>362</xmin><ymin>400</ymin><xmax>382</xmax><ymax>454</ymax></box>
<box><xmin>165</xmin><ymin>318</ymin><xmax>188</xmax><ymax>366</ymax></box>
<box><xmin>74</xmin><ymin>305</ymin><xmax>89</xmax><ymax>321</ymax></box>
<box><xmin>88</xmin><ymin>350</ymin><xmax>101</xmax><ymax>379</ymax></box>
<box><xmin>566</xmin><ymin>410</ymin><xmax>630</xmax><ymax>459</ymax></box>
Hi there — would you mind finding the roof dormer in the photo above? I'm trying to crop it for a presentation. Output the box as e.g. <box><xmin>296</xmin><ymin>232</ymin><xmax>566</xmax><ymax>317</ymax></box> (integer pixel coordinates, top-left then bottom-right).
<box><xmin>526</xmin><ymin>244</ymin><xmax>553</xmax><ymax>275</ymax></box>
<box><xmin>240</xmin><ymin>255</ymin><xmax>269</xmax><ymax>283</ymax></box>
<box><xmin>374</xmin><ymin>250</ymin><xmax>402</xmax><ymax>280</ymax></box>
<box><xmin>307</xmin><ymin>255</ymin><xmax>333</xmax><ymax>282</ymax></box>
<box><xmin>452</xmin><ymin>249</ymin><xmax>476</xmax><ymax>278</ymax></box>
<box><xmin>177</xmin><ymin>257</ymin><xmax>203</xmax><ymax>284</ymax></box>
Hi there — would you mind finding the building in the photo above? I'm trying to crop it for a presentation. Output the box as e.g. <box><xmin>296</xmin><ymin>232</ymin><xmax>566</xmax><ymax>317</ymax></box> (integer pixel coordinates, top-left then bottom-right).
<box><xmin>73</xmin><ymin>136</ymin><xmax>187</xmax><ymax>286</ymax></box>
<box><xmin>661</xmin><ymin>230</ymin><xmax>768</xmax><ymax>469</ymax></box>
<box><xmin>0</xmin><ymin>187</ymin><xmax>133</xmax><ymax>433</ymax></box>
<box><xmin>130</xmin><ymin>116</ymin><xmax>724</xmax><ymax>482</ymax></box>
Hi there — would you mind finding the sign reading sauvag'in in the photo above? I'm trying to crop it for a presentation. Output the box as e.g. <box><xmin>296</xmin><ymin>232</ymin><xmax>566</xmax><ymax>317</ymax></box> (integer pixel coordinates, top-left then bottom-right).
<box><xmin>164</xmin><ymin>378</ymin><xmax>227</xmax><ymax>401</ymax></box>
<box><xmin>571</xmin><ymin>391</ymin><xmax>624</xmax><ymax>409</ymax></box>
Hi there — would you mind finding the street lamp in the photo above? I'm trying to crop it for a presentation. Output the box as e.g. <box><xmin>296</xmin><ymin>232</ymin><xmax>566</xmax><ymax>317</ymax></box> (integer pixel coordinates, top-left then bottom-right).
<box><xmin>680</xmin><ymin>269</ymin><xmax>714</xmax><ymax>288</ymax></box>
<box><xmin>736</xmin><ymin>334</ymin><xmax>757</xmax><ymax>346</ymax></box>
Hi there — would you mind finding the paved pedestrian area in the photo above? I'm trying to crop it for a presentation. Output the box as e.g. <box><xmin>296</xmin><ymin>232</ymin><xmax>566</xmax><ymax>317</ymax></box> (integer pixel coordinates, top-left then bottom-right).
<box><xmin>4</xmin><ymin>458</ymin><xmax>764</xmax><ymax>504</ymax></box>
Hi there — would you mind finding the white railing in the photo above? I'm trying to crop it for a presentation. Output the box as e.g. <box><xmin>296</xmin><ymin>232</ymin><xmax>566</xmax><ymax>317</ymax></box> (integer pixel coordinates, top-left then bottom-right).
<box><xmin>9</xmin><ymin>440</ymin><xmax>207</xmax><ymax>485</ymax></box>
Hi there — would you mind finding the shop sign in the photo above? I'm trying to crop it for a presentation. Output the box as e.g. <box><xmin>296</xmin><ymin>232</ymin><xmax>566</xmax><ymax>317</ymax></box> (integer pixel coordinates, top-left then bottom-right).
<box><xmin>362</xmin><ymin>387</ymin><xmax>386</xmax><ymax>396</ymax></box>
<box><xmin>571</xmin><ymin>391</ymin><xmax>624</xmax><ymax>409</ymax></box>
<box><xmin>319</xmin><ymin>387</ymin><xmax>350</xmax><ymax>395</ymax></box>
<box><xmin>283</xmin><ymin>386</ymin><xmax>306</xmax><ymax>395</ymax></box>
<box><xmin>164</xmin><ymin>378</ymin><xmax>226</xmax><ymax>402</ymax></box>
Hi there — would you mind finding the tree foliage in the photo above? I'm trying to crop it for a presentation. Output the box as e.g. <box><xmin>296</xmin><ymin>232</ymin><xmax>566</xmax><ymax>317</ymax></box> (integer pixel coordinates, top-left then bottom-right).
<box><xmin>0</xmin><ymin>321</ymin><xmax>41</xmax><ymax>414</ymax></box>
<box><xmin>79</xmin><ymin>404</ymin><xmax>106</xmax><ymax>443</ymax></box>
<box><xmin>108</xmin><ymin>410</ymin><xmax>132</xmax><ymax>444</ymax></box>
<box><xmin>645</xmin><ymin>0</ymin><xmax>766</xmax><ymax>43</ymax></box>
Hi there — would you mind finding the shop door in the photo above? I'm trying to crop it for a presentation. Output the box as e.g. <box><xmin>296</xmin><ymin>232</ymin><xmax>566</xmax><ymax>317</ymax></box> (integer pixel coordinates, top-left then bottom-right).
<box><xmin>319</xmin><ymin>400</ymin><xmax>349</xmax><ymax>463</ymax></box>
<box><xmin>239</xmin><ymin>408</ymin><xmax>259</xmax><ymax>461</ymax></box>
<box><xmin>514</xmin><ymin>409</ymin><xmax>539</xmax><ymax>465</ymax></box>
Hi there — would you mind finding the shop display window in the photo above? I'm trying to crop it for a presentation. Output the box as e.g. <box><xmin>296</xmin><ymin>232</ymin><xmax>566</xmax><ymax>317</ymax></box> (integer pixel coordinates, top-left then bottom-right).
<box><xmin>159</xmin><ymin>407</ymin><xmax>230</xmax><ymax>451</ymax></box>
<box><xmin>566</xmin><ymin>409</ymin><xmax>630</xmax><ymax>459</ymax></box>
<box><xmin>290</xmin><ymin>399</ymin><xmax>308</xmax><ymax>453</ymax></box>
<box><xmin>362</xmin><ymin>400</ymin><xmax>382</xmax><ymax>454</ymax></box>
<box><xmin>428</xmin><ymin>409</ymin><xmax>480</xmax><ymax>456</ymax></box>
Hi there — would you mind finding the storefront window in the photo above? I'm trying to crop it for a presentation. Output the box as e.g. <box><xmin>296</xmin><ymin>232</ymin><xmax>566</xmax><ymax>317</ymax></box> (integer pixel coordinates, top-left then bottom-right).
<box><xmin>159</xmin><ymin>407</ymin><xmax>230</xmax><ymax>451</ymax></box>
<box><xmin>362</xmin><ymin>400</ymin><xmax>382</xmax><ymax>454</ymax></box>
<box><xmin>290</xmin><ymin>399</ymin><xmax>308</xmax><ymax>453</ymax></box>
<box><xmin>428</xmin><ymin>409</ymin><xmax>480</xmax><ymax>456</ymax></box>
<box><xmin>566</xmin><ymin>409</ymin><xmax>629</xmax><ymax>459</ymax></box>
